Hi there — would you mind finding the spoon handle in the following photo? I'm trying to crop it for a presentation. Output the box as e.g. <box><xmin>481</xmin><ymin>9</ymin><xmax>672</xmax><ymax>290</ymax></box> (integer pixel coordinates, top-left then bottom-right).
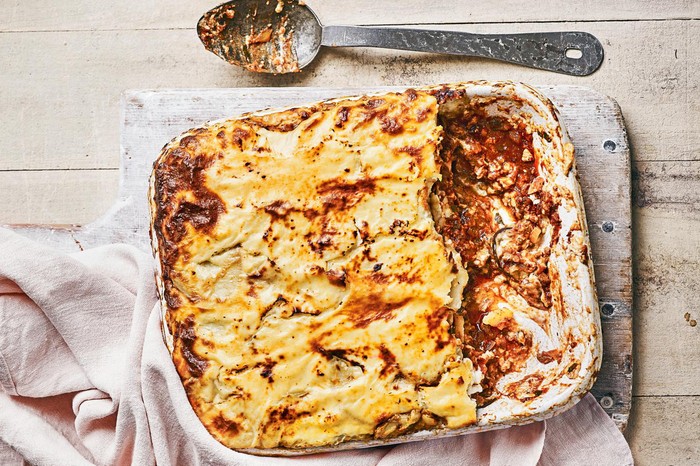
<box><xmin>321</xmin><ymin>26</ymin><xmax>604</xmax><ymax>76</ymax></box>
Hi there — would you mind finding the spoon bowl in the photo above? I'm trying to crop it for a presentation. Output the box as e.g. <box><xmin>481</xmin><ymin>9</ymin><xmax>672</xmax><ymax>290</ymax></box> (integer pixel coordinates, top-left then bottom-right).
<box><xmin>198</xmin><ymin>0</ymin><xmax>322</xmax><ymax>73</ymax></box>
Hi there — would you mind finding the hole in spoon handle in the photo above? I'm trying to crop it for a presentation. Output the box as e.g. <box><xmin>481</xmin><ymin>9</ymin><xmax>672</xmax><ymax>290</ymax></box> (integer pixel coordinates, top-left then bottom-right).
<box><xmin>450</xmin><ymin>31</ymin><xmax>605</xmax><ymax>76</ymax></box>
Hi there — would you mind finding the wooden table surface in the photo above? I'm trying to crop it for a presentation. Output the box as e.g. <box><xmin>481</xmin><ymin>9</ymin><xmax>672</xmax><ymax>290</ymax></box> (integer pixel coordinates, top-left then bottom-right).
<box><xmin>1</xmin><ymin>1</ymin><xmax>698</xmax><ymax>464</ymax></box>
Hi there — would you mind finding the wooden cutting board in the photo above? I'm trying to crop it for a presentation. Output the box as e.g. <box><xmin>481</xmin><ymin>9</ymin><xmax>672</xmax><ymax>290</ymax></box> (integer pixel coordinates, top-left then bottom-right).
<box><xmin>7</xmin><ymin>85</ymin><xmax>633</xmax><ymax>430</ymax></box>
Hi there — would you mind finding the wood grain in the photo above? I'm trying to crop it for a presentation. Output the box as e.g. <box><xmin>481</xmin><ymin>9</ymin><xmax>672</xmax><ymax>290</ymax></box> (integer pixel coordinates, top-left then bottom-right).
<box><xmin>628</xmin><ymin>396</ymin><xmax>700</xmax><ymax>465</ymax></box>
<box><xmin>632</xmin><ymin>162</ymin><xmax>700</xmax><ymax>396</ymax></box>
<box><xmin>0</xmin><ymin>20</ymin><xmax>695</xmax><ymax>174</ymax></box>
<box><xmin>0</xmin><ymin>170</ymin><xmax>119</xmax><ymax>226</ymax></box>
<box><xmin>1</xmin><ymin>1</ymin><xmax>699</xmax><ymax>462</ymax></box>
<box><xmin>2</xmin><ymin>0</ymin><xmax>697</xmax><ymax>31</ymax></box>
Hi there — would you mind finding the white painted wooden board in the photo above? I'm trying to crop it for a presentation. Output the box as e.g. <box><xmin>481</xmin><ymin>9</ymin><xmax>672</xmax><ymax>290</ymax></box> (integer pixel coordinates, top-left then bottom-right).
<box><xmin>5</xmin><ymin>85</ymin><xmax>633</xmax><ymax>429</ymax></box>
<box><xmin>2</xmin><ymin>0</ymin><xmax>697</xmax><ymax>31</ymax></box>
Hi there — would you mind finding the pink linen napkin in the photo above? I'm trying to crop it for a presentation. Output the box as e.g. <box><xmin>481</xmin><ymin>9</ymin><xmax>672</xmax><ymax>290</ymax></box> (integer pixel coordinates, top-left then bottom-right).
<box><xmin>0</xmin><ymin>227</ymin><xmax>632</xmax><ymax>466</ymax></box>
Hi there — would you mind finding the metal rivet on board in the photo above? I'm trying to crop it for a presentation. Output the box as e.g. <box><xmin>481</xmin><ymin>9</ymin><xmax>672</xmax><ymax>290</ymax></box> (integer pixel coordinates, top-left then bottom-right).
<box><xmin>603</xmin><ymin>140</ymin><xmax>617</xmax><ymax>152</ymax></box>
<box><xmin>601</xmin><ymin>303</ymin><xmax>615</xmax><ymax>316</ymax></box>
<box><xmin>600</xmin><ymin>396</ymin><xmax>614</xmax><ymax>409</ymax></box>
<box><xmin>602</xmin><ymin>221</ymin><xmax>614</xmax><ymax>233</ymax></box>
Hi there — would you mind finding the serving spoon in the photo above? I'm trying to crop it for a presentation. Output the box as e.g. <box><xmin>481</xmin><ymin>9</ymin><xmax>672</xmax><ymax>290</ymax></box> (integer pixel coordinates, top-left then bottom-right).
<box><xmin>198</xmin><ymin>0</ymin><xmax>604</xmax><ymax>76</ymax></box>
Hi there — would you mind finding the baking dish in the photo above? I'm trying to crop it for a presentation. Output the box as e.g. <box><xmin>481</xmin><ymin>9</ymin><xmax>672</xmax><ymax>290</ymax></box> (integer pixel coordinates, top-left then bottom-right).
<box><xmin>149</xmin><ymin>81</ymin><xmax>601</xmax><ymax>455</ymax></box>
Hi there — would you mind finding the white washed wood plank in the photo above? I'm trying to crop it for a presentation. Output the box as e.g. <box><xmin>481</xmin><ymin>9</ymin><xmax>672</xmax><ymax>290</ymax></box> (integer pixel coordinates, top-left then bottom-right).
<box><xmin>628</xmin><ymin>395</ymin><xmax>700</xmax><ymax>465</ymax></box>
<box><xmin>632</xmin><ymin>163</ymin><xmax>700</xmax><ymax>396</ymax></box>
<box><xmin>0</xmin><ymin>170</ymin><xmax>119</xmax><ymax>226</ymax></box>
<box><xmin>2</xmin><ymin>0</ymin><xmax>698</xmax><ymax>32</ymax></box>
<box><xmin>0</xmin><ymin>20</ymin><xmax>696</xmax><ymax>172</ymax></box>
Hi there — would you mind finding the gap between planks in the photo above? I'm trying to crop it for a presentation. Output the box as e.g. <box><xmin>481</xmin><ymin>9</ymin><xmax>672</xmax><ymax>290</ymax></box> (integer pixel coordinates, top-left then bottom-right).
<box><xmin>1</xmin><ymin>17</ymin><xmax>698</xmax><ymax>34</ymax></box>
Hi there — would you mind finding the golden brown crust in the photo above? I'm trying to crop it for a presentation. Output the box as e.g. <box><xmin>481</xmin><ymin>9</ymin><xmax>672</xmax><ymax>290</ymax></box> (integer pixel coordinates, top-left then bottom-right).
<box><xmin>150</xmin><ymin>82</ymin><xmax>601</xmax><ymax>453</ymax></box>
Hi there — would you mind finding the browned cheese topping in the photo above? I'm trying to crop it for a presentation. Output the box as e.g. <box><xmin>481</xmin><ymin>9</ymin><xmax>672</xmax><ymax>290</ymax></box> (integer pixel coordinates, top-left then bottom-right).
<box><xmin>151</xmin><ymin>90</ymin><xmax>475</xmax><ymax>450</ymax></box>
<box><xmin>150</xmin><ymin>85</ymin><xmax>586</xmax><ymax>451</ymax></box>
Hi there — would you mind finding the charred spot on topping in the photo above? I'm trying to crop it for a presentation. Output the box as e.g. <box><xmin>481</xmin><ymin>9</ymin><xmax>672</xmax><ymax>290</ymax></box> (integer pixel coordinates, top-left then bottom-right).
<box><xmin>162</xmin><ymin>276</ymin><xmax>182</xmax><ymax>308</ymax></box>
<box><xmin>216</xmin><ymin>130</ymin><xmax>228</xmax><ymax>148</ymax></box>
<box><xmin>430</xmin><ymin>86</ymin><xmax>467</xmax><ymax>104</ymax></box>
<box><xmin>292</xmin><ymin>306</ymin><xmax>322</xmax><ymax>316</ymax></box>
<box><xmin>325</xmin><ymin>268</ymin><xmax>347</xmax><ymax>287</ymax></box>
<box><xmin>211</xmin><ymin>415</ymin><xmax>241</xmax><ymax>437</ymax></box>
<box><xmin>357</xmin><ymin>221</ymin><xmax>371</xmax><ymax>241</ymax></box>
<box><xmin>369</xmin><ymin>271</ymin><xmax>389</xmax><ymax>284</ymax></box>
<box><xmin>173</xmin><ymin>199</ymin><xmax>224</xmax><ymax>234</ymax></box>
<box><xmin>389</xmin><ymin>219</ymin><xmax>408</xmax><ymax>234</ymax></box>
<box><xmin>380</xmin><ymin>116</ymin><xmax>404</xmax><ymax>134</ymax></box>
<box><xmin>395</xmin><ymin>271</ymin><xmax>420</xmax><ymax>284</ymax></box>
<box><xmin>580</xmin><ymin>244</ymin><xmax>589</xmax><ymax>265</ymax></box>
<box><xmin>360</xmin><ymin>245</ymin><xmax>376</xmax><ymax>262</ymax></box>
<box><xmin>174</xmin><ymin>315</ymin><xmax>209</xmax><ymax>378</ymax></box>
<box><xmin>180</xmin><ymin>135</ymin><xmax>200</xmax><ymax>150</ymax></box>
<box><xmin>378</xmin><ymin>345</ymin><xmax>398</xmax><ymax>377</ymax></box>
<box><xmin>266</xmin><ymin>405</ymin><xmax>309</xmax><ymax>426</ymax></box>
<box><xmin>153</xmin><ymin>144</ymin><xmax>227</xmax><ymax>275</ymax></box>
<box><xmin>264</xmin><ymin>200</ymin><xmax>295</xmax><ymax>220</ymax></box>
<box><xmin>403</xmin><ymin>228</ymin><xmax>429</xmax><ymax>241</ymax></box>
<box><xmin>365</xmin><ymin>98</ymin><xmax>385</xmax><ymax>109</ymax></box>
<box><xmin>342</xmin><ymin>294</ymin><xmax>411</xmax><ymax>328</ymax></box>
<box><xmin>427</xmin><ymin>306</ymin><xmax>452</xmax><ymax>332</ymax></box>
<box><xmin>311</xmin><ymin>343</ymin><xmax>365</xmax><ymax>371</ymax></box>
<box><xmin>308</xmin><ymin>265</ymin><xmax>325</xmax><ymax>275</ymax></box>
<box><xmin>405</xmin><ymin>88</ymin><xmax>418</xmax><ymax>101</ymax></box>
<box><xmin>399</xmin><ymin>145</ymin><xmax>423</xmax><ymax>160</ymax></box>
<box><xmin>373</xmin><ymin>263</ymin><xmax>383</xmax><ymax>272</ymax></box>
<box><xmin>416</xmin><ymin>107</ymin><xmax>430</xmax><ymax>122</ymax></box>
<box><xmin>317</xmin><ymin>177</ymin><xmax>377</xmax><ymax>212</ymax></box>
<box><xmin>231</xmin><ymin>127</ymin><xmax>251</xmax><ymax>148</ymax></box>
<box><xmin>335</xmin><ymin>107</ymin><xmax>350</xmax><ymax>128</ymax></box>
<box><xmin>258</xmin><ymin>358</ymin><xmax>276</xmax><ymax>383</ymax></box>
<box><xmin>247</xmin><ymin>266</ymin><xmax>267</xmax><ymax>279</ymax></box>
<box><xmin>308</xmin><ymin>231</ymin><xmax>337</xmax><ymax>254</ymax></box>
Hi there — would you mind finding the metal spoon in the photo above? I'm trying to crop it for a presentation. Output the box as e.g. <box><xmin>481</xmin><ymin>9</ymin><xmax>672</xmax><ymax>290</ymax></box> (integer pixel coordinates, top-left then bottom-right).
<box><xmin>198</xmin><ymin>0</ymin><xmax>604</xmax><ymax>76</ymax></box>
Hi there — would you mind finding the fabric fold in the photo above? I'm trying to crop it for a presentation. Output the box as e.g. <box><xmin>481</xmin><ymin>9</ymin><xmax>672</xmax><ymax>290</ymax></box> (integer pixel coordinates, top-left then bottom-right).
<box><xmin>0</xmin><ymin>228</ymin><xmax>633</xmax><ymax>465</ymax></box>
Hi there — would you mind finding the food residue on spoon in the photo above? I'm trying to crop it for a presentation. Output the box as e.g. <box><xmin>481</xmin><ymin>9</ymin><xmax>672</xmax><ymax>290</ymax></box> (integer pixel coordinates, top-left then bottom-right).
<box><xmin>198</xmin><ymin>1</ymin><xmax>300</xmax><ymax>74</ymax></box>
<box><xmin>248</xmin><ymin>26</ymin><xmax>273</xmax><ymax>45</ymax></box>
